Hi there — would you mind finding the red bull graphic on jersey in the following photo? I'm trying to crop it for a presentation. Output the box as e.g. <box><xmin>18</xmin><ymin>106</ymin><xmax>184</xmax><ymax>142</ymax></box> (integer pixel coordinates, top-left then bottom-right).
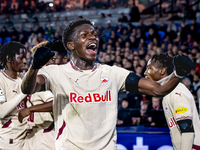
<box><xmin>101</xmin><ymin>77</ymin><xmax>109</xmax><ymax>86</ymax></box>
<box><xmin>70</xmin><ymin>90</ymin><xmax>111</xmax><ymax>103</ymax></box>
<box><xmin>168</xmin><ymin>117</ymin><xmax>177</xmax><ymax>129</ymax></box>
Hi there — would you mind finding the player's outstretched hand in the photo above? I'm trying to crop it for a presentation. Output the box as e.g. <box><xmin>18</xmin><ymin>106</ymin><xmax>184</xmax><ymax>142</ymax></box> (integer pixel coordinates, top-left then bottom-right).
<box><xmin>32</xmin><ymin>47</ymin><xmax>55</xmax><ymax>69</ymax></box>
<box><xmin>18</xmin><ymin>108</ymin><xmax>31</xmax><ymax>123</ymax></box>
<box><xmin>173</xmin><ymin>54</ymin><xmax>195</xmax><ymax>78</ymax></box>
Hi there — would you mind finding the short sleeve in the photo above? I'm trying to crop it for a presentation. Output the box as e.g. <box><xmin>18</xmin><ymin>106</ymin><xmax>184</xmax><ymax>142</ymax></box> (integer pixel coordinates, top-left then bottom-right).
<box><xmin>112</xmin><ymin>66</ymin><xmax>130</xmax><ymax>92</ymax></box>
<box><xmin>173</xmin><ymin>91</ymin><xmax>193</xmax><ymax>121</ymax></box>
<box><xmin>38</xmin><ymin>65</ymin><xmax>56</xmax><ymax>91</ymax></box>
<box><xmin>39</xmin><ymin>91</ymin><xmax>54</xmax><ymax>102</ymax></box>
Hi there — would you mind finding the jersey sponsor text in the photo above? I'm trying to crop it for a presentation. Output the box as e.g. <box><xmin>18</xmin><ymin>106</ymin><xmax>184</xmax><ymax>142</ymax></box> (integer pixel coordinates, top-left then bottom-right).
<box><xmin>70</xmin><ymin>90</ymin><xmax>111</xmax><ymax>103</ymax></box>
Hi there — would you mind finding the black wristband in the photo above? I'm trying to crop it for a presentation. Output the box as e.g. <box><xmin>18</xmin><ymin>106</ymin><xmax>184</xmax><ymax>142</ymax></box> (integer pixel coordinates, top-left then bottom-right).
<box><xmin>125</xmin><ymin>73</ymin><xmax>141</xmax><ymax>93</ymax></box>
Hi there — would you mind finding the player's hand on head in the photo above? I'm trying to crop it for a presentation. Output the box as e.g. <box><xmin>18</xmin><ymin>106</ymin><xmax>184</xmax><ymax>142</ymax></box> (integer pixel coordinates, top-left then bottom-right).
<box><xmin>173</xmin><ymin>54</ymin><xmax>195</xmax><ymax>78</ymax></box>
<box><xmin>18</xmin><ymin>108</ymin><xmax>32</xmax><ymax>123</ymax></box>
<box><xmin>32</xmin><ymin>47</ymin><xmax>55</xmax><ymax>69</ymax></box>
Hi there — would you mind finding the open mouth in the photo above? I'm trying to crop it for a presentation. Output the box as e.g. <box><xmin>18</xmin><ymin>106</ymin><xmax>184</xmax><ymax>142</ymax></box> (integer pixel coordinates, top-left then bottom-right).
<box><xmin>86</xmin><ymin>43</ymin><xmax>97</xmax><ymax>54</ymax></box>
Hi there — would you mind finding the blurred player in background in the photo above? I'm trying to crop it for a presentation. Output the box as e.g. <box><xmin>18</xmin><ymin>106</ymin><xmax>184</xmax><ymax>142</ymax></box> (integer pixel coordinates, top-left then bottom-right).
<box><xmin>18</xmin><ymin>40</ymin><xmax>68</xmax><ymax>150</ymax></box>
<box><xmin>21</xmin><ymin>19</ymin><xmax>194</xmax><ymax>150</ymax></box>
<box><xmin>0</xmin><ymin>41</ymin><xmax>27</xmax><ymax>150</ymax></box>
<box><xmin>144</xmin><ymin>53</ymin><xmax>200</xmax><ymax>150</ymax></box>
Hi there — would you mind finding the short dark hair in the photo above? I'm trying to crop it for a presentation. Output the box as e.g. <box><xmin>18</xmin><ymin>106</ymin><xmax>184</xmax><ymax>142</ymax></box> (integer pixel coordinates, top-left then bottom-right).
<box><xmin>45</xmin><ymin>39</ymin><xmax>67</xmax><ymax>56</ymax></box>
<box><xmin>62</xmin><ymin>19</ymin><xmax>93</xmax><ymax>51</ymax></box>
<box><xmin>0</xmin><ymin>41</ymin><xmax>25</xmax><ymax>69</ymax></box>
<box><xmin>151</xmin><ymin>53</ymin><xmax>174</xmax><ymax>75</ymax></box>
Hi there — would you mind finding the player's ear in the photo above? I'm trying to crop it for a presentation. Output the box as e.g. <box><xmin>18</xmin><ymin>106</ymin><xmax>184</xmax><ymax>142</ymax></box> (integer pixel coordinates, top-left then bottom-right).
<box><xmin>62</xmin><ymin>55</ymin><xmax>68</xmax><ymax>64</ymax></box>
<box><xmin>67</xmin><ymin>42</ymin><xmax>74</xmax><ymax>51</ymax></box>
<box><xmin>6</xmin><ymin>55</ymin><xmax>11</xmax><ymax>63</ymax></box>
<box><xmin>159</xmin><ymin>67</ymin><xmax>167</xmax><ymax>76</ymax></box>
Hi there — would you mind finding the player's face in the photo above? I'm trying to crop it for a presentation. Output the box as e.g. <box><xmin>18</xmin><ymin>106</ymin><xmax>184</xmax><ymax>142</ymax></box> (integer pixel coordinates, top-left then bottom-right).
<box><xmin>47</xmin><ymin>51</ymin><xmax>65</xmax><ymax>65</ymax></box>
<box><xmin>11</xmin><ymin>48</ymin><xmax>27</xmax><ymax>72</ymax></box>
<box><xmin>73</xmin><ymin>24</ymin><xmax>99</xmax><ymax>62</ymax></box>
<box><xmin>144</xmin><ymin>59</ymin><xmax>161</xmax><ymax>81</ymax></box>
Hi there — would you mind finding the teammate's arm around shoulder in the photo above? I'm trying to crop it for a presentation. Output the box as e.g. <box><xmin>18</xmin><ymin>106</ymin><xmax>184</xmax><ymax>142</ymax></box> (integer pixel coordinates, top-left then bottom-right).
<box><xmin>125</xmin><ymin>55</ymin><xmax>195</xmax><ymax>97</ymax></box>
<box><xmin>21</xmin><ymin>47</ymin><xmax>55</xmax><ymax>94</ymax></box>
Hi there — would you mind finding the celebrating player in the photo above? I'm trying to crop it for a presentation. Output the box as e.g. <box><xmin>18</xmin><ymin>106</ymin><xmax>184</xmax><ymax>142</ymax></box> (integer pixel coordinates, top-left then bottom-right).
<box><xmin>18</xmin><ymin>40</ymin><xmax>68</xmax><ymax>150</ymax></box>
<box><xmin>144</xmin><ymin>53</ymin><xmax>200</xmax><ymax>150</ymax></box>
<box><xmin>21</xmin><ymin>19</ymin><xmax>194</xmax><ymax>150</ymax></box>
<box><xmin>0</xmin><ymin>42</ymin><xmax>27</xmax><ymax>150</ymax></box>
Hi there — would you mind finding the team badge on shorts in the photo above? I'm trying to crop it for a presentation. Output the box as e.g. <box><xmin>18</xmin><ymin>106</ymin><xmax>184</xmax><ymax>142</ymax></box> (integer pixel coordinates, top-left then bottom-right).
<box><xmin>101</xmin><ymin>77</ymin><xmax>109</xmax><ymax>86</ymax></box>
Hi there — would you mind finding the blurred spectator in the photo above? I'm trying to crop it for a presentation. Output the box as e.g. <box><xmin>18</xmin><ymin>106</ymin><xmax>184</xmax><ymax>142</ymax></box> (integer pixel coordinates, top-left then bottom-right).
<box><xmin>46</xmin><ymin>25</ymin><xmax>55</xmax><ymax>37</ymax></box>
<box><xmin>131</xmin><ymin>100</ymin><xmax>150</xmax><ymax>126</ymax></box>
<box><xmin>189</xmin><ymin>25</ymin><xmax>199</xmax><ymax>42</ymax></box>
<box><xmin>147</xmin><ymin>28</ymin><xmax>160</xmax><ymax>43</ymax></box>
<box><xmin>129</xmin><ymin>3</ymin><xmax>140</xmax><ymax>22</ymax></box>
<box><xmin>148</xmin><ymin>21</ymin><xmax>158</xmax><ymax>33</ymax></box>
<box><xmin>159</xmin><ymin>22</ymin><xmax>167</xmax><ymax>33</ymax></box>
<box><xmin>5</xmin><ymin>17</ymin><xmax>13</xmax><ymax>27</ymax></box>
<box><xmin>10</xmin><ymin>0</ymin><xmax>19</xmax><ymax>14</ymax></box>
<box><xmin>1</xmin><ymin>0</ymin><xmax>10</xmax><ymax>14</ymax></box>
<box><xmin>0</xmin><ymin>26</ymin><xmax>10</xmax><ymax>41</ymax></box>
<box><xmin>193</xmin><ymin>73</ymin><xmax>200</xmax><ymax>92</ymax></box>
<box><xmin>117</xmin><ymin>98</ymin><xmax>132</xmax><ymax>126</ymax></box>
<box><xmin>120</xmin><ymin>29</ymin><xmax>129</xmax><ymax>41</ymax></box>
<box><xmin>19</xmin><ymin>33</ymin><xmax>27</xmax><ymax>44</ymax></box>
<box><xmin>146</xmin><ymin>97</ymin><xmax>166</xmax><ymax>127</ymax></box>
<box><xmin>118</xmin><ymin>13</ymin><xmax>128</xmax><ymax>23</ymax></box>
<box><xmin>182</xmin><ymin>77</ymin><xmax>192</xmax><ymax>90</ymax></box>
<box><xmin>100</xmin><ymin>13</ymin><xmax>106</xmax><ymax>19</ymax></box>
<box><xmin>33</xmin><ymin>33</ymin><xmax>47</xmax><ymax>45</ymax></box>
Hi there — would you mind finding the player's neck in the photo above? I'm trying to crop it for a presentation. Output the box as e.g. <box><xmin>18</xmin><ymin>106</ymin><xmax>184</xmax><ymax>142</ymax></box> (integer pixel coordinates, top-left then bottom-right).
<box><xmin>71</xmin><ymin>58</ymin><xmax>95</xmax><ymax>70</ymax></box>
<box><xmin>3</xmin><ymin>69</ymin><xmax>18</xmax><ymax>79</ymax></box>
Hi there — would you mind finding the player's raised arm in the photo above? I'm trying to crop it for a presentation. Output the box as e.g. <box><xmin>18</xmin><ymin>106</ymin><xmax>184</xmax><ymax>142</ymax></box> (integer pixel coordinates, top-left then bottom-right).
<box><xmin>21</xmin><ymin>47</ymin><xmax>55</xmax><ymax>94</ymax></box>
<box><xmin>125</xmin><ymin>55</ymin><xmax>195</xmax><ymax>97</ymax></box>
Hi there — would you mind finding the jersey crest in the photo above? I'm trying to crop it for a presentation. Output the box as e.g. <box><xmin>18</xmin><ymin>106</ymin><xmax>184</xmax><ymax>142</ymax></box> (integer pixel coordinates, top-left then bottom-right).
<box><xmin>101</xmin><ymin>77</ymin><xmax>109</xmax><ymax>86</ymax></box>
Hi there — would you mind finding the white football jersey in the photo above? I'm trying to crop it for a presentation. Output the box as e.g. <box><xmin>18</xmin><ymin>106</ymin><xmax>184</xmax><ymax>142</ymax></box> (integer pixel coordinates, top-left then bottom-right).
<box><xmin>163</xmin><ymin>83</ymin><xmax>200</xmax><ymax>149</ymax></box>
<box><xmin>23</xmin><ymin>91</ymin><xmax>55</xmax><ymax>150</ymax></box>
<box><xmin>38</xmin><ymin>62</ymin><xmax>130</xmax><ymax>150</ymax></box>
<box><xmin>0</xmin><ymin>71</ymin><xmax>27</xmax><ymax>150</ymax></box>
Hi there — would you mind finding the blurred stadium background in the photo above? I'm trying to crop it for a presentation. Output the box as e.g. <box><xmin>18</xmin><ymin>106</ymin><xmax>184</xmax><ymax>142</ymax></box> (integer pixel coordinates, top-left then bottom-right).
<box><xmin>1</xmin><ymin>0</ymin><xmax>200</xmax><ymax>149</ymax></box>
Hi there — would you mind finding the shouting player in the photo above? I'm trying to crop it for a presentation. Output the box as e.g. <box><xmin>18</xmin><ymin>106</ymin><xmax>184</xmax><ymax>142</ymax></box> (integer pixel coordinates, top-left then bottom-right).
<box><xmin>0</xmin><ymin>42</ymin><xmax>27</xmax><ymax>150</ymax></box>
<box><xmin>21</xmin><ymin>19</ymin><xmax>194</xmax><ymax>150</ymax></box>
<box><xmin>144</xmin><ymin>53</ymin><xmax>200</xmax><ymax>150</ymax></box>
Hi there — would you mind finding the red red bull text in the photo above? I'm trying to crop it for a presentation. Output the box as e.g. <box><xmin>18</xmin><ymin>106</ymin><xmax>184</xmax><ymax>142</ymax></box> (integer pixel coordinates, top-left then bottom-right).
<box><xmin>70</xmin><ymin>90</ymin><xmax>111</xmax><ymax>103</ymax></box>
<box><xmin>168</xmin><ymin>117</ymin><xmax>177</xmax><ymax>129</ymax></box>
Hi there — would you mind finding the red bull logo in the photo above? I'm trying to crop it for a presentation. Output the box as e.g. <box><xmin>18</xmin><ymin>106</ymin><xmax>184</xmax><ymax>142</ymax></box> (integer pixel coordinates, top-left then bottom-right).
<box><xmin>101</xmin><ymin>77</ymin><xmax>109</xmax><ymax>86</ymax></box>
<box><xmin>168</xmin><ymin>117</ymin><xmax>177</xmax><ymax>129</ymax></box>
<box><xmin>70</xmin><ymin>90</ymin><xmax>111</xmax><ymax>103</ymax></box>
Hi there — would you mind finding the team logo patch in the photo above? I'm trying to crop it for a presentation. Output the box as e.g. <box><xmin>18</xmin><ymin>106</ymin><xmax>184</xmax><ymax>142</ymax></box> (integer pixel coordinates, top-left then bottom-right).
<box><xmin>174</xmin><ymin>106</ymin><xmax>188</xmax><ymax>114</ymax></box>
<box><xmin>101</xmin><ymin>77</ymin><xmax>109</xmax><ymax>86</ymax></box>
<box><xmin>165</xmin><ymin>105</ymin><xmax>169</xmax><ymax>113</ymax></box>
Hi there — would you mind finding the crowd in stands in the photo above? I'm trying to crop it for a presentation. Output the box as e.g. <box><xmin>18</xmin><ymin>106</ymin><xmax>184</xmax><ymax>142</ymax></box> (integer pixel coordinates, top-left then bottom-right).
<box><xmin>0</xmin><ymin>0</ymin><xmax>132</xmax><ymax>15</ymax></box>
<box><xmin>0</xmin><ymin>9</ymin><xmax>199</xmax><ymax>127</ymax></box>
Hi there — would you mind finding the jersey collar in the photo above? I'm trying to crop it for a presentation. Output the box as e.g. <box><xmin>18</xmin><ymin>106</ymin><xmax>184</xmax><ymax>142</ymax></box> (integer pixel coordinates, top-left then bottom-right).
<box><xmin>70</xmin><ymin>61</ymin><xmax>97</xmax><ymax>72</ymax></box>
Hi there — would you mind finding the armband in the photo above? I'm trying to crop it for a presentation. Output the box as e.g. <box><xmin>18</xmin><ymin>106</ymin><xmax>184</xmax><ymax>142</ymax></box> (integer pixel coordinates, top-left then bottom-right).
<box><xmin>125</xmin><ymin>73</ymin><xmax>141</xmax><ymax>93</ymax></box>
<box><xmin>177</xmin><ymin>119</ymin><xmax>194</xmax><ymax>133</ymax></box>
